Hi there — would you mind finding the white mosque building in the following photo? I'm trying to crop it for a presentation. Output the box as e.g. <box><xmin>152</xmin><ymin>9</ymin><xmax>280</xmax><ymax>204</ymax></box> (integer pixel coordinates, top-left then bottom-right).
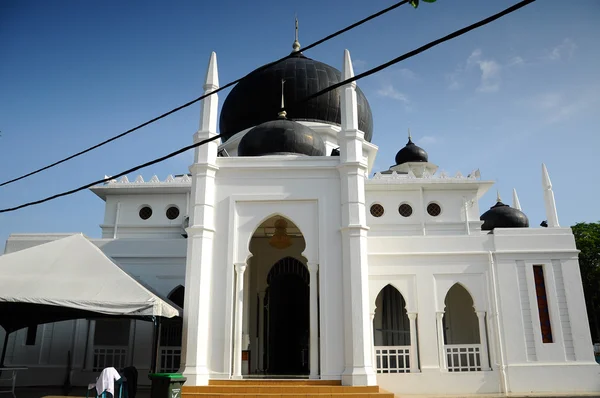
<box><xmin>1</xmin><ymin>41</ymin><xmax>598</xmax><ymax>396</ymax></box>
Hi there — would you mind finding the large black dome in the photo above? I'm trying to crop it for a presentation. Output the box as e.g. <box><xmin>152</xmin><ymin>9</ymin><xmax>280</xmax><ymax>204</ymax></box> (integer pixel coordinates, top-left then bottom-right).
<box><xmin>219</xmin><ymin>52</ymin><xmax>373</xmax><ymax>142</ymax></box>
<box><xmin>395</xmin><ymin>137</ymin><xmax>428</xmax><ymax>165</ymax></box>
<box><xmin>480</xmin><ymin>201</ymin><xmax>529</xmax><ymax>231</ymax></box>
<box><xmin>238</xmin><ymin>117</ymin><xmax>326</xmax><ymax>157</ymax></box>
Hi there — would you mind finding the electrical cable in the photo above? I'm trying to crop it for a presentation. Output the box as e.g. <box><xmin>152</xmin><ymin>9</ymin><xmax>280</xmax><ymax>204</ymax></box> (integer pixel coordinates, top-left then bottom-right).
<box><xmin>0</xmin><ymin>0</ymin><xmax>411</xmax><ymax>188</ymax></box>
<box><xmin>0</xmin><ymin>0</ymin><xmax>536</xmax><ymax>214</ymax></box>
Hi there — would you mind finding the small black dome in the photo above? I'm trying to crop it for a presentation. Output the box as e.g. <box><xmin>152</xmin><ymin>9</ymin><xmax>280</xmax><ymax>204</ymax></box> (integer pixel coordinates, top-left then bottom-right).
<box><xmin>220</xmin><ymin>52</ymin><xmax>373</xmax><ymax>142</ymax></box>
<box><xmin>238</xmin><ymin>117</ymin><xmax>326</xmax><ymax>157</ymax></box>
<box><xmin>480</xmin><ymin>201</ymin><xmax>529</xmax><ymax>231</ymax></box>
<box><xmin>395</xmin><ymin>138</ymin><xmax>428</xmax><ymax>165</ymax></box>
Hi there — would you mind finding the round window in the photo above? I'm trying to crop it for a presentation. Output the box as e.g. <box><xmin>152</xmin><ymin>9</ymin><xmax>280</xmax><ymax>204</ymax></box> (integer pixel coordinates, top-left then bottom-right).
<box><xmin>398</xmin><ymin>203</ymin><xmax>413</xmax><ymax>217</ymax></box>
<box><xmin>166</xmin><ymin>206</ymin><xmax>180</xmax><ymax>220</ymax></box>
<box><xmin>139</xmin><ymin>206</ymin><xmax>153</xmax><ymax>220</ymax></box>
<box><xmin>370</xmin><ymin>204</ymin><xmax>384</xmax><ymax>217</ymax></box>
<box><xmin>427</xmin><ymin>202</ymin><xmax>442</xmax><ymax>217</ymax></box>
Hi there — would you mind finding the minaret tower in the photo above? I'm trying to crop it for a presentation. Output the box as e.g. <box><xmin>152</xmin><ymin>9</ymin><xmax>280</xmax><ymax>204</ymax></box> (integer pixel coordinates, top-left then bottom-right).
<box><xmin>542</xmin><ymin>163</ymin><xmax>560</xmax><ymax>227</ymax></box>
<box><xmin>181</xmin><ymin>52</ymin><xmax>220</xmax><ymax>385</ymax></box>
<box><xmin>338</xmin><ymin>49</ymin><xmax>377</xmax><ymax>386</ymax></box>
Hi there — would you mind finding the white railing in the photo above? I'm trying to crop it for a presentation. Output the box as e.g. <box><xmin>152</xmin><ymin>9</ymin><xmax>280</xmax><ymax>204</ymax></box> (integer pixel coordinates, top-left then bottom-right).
<box><xmin>375</xmin><ymin>346</ymin><xmax>411</xmax><ymax>373</ymax></box>
<box><xmin>159</xmin><ymin>346</ymin><xmax>181</xmax><ymax>373</ymax></box>
<box><xmin>445</xmin><ymin>344</ymin><xmax>482</xmax><ymax>372</ymax></box>
<box><xmin>93</xmin><ymin>346</ymin><xmax>128</xmax><ymax>371</ymax></box>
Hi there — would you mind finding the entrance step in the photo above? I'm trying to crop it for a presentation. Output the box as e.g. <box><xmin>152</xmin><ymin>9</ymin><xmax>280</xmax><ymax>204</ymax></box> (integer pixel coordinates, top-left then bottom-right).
<box><xmin>182</xmin><ymin>380</ymin><xmax>393</xmax><ymax>397</ymax></box>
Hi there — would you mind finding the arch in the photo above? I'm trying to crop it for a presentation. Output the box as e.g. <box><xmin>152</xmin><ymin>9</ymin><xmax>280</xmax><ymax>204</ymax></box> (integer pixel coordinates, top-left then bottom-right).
<box><xmin>373</xmin><ymin>285</ymin><xmax>410</xmax><ymax>346</ymax></box>
<box><xmin>246</xmin><ymin>213</ymin><xmax>306</xmax><ymax>258</ymax></box>
<box><xmin>443</xmin><ymin>283</ymin><xmax>479</xmax><ymax>344</ymax></box>
<box><xmin>436</xmin><ymin>277</ymin><xmax>485</xmax><ymax>313</ymax></box>
<box><xmin>370</xmin><ymin>278</ymin><xmax>414</xmax><ymax>314</ymax></box>
<box><xmin>267</xmin><ymin>257</ymin><xmax>309</xmax><ymax>285</ymax></box>
<box><xmin>167</xmin><ymin>284</ymin><xmax>185</xmax><ymax>309</ymax></box>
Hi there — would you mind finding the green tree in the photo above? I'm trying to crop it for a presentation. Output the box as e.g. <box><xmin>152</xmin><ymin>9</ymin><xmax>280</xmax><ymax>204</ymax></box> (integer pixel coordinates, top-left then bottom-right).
<box><xmin>572</xmin><ymin>222</ymin><xmax>600</xmax><ymax>342</ymax></box>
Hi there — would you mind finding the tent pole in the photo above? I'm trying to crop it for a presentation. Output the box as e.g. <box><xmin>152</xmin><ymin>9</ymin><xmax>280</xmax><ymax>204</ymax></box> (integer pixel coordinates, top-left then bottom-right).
<box><xmin>0</xmin><ymin>330</ymin><xmax>11</xmax><ymax>374</ymax></box>
<box><xmin>150</xmin><ymin>317</ymin><xmax>160</xmax><ymax>373</ymax></box>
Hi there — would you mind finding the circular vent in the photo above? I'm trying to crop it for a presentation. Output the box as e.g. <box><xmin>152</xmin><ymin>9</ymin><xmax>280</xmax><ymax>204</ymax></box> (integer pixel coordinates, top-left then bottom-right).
<box><xmin>370</xmin><ymin>204</ymin><xmax>384</xmax><ymax>218</ymax></box>
<box><xmin>139</xmin><ymin>206</ymin><xmax>153</xmax><ymax>220</ymax></box>
<box><xmin>166</xmin><ymin>206</ymin><xmax>180</xmax><ymax>220</ymax></box>
<box><xmin>427</xmin><ymin>202</ymin><xmax>441</xmax><ymax>217</ymax></box>
<box><xmin>398</xmin><ymin>203</ymin><xmax>413</xmax><ymax>217</ymax></box>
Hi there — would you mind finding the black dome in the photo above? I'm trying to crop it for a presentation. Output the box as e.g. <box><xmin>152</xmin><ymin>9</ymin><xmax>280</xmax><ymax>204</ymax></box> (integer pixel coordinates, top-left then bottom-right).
<box><xmin>480</xmin><ymin>201</ymin><xmax>529</xmax><ymax>231</ymax></box>
<box><xmin>238</xmin><ymin>117</ymin><xmax>326</xmax><ymax>157</ymax></box>
<box><xmin>220</xmin><ymin>52</ymin><xmax>373</xmax><ymax>142</ymax></box>
<box><xmin>395</xmin><ymin>138</ymin><xmax>428</xmax><ymax>165</ymax></box>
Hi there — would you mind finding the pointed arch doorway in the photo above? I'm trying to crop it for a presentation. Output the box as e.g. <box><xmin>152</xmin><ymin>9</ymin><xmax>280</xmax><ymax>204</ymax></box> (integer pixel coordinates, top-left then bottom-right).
<box><xmin>265</xmin><ymin>257</ymin><xmax>310</xmax><ymax>375</ymax></box>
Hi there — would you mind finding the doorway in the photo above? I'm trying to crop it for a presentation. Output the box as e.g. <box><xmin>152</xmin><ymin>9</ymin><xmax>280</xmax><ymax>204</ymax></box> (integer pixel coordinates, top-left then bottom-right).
<box><xmin>265</xmin><ymin>257</ymin><xmax>309</xmax><ymax>375</ymax></box>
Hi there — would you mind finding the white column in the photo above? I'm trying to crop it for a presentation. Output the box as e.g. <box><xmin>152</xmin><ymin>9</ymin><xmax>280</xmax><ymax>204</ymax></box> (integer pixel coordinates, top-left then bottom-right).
<box><xmin>308</xmin><ymin>263</ymin><xmax>319</xmax><ymax>379</ymax></box>
<box><xmin>257</xmin><ymin>290</ymin><xmax>266</xmax><ymax>372</ymax></box>
<box><xmin>232</xmin><ymin>263</ymin><xmax>247</xmax><ymax>379</ymax></box>
<box><xmin>370</xmin><ymin>313</ymin><xmax>376</xmax><ymax>373</ymax></box>
<box><xmin>181</xmin><ymin>51</ymin><xmax>220</xmax><ymax>386</ymax></box>
<box><xmin>436</xmin><ymin>311</ymin><xmax>447</xmax><ymax>371</ymax></box>
<box><xmin>242</xmin><ymin>266</ymin><xmax>251</xmax><ymax>351</ymax></box>
<box><xmin>338</xmin><ymin>49</ymin><xmax>376</xmax><ymax>387</ymax></box>
<box><xmin>407</xmin><ymin>312</ymin><xmax>419</xmax><ymax>373</ymax></box>
<box><xmin>476</xmin><ymin>311</ymin><xmax>491</xmax><ymax>370</ymax></box>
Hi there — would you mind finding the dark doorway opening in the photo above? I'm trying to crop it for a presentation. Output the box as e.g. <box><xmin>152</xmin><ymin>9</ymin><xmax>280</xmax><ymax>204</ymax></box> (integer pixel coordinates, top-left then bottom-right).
<box><xmin>266</xmin><ymin>257</ymin><xmax>309</xmax><ymax>375</ymax></box>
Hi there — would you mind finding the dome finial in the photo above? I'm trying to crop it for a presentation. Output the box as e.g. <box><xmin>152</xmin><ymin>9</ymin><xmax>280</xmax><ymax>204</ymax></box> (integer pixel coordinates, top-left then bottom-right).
<box><xmin>278</xmin><ymin>79</ymin><xmax>287</xmax><ymax>119</ymax></box>
<box><xmin>408</xmin><ymin>128</ymin><xmax>412</xmax><ymax>142</ymax></box>
<box><xmin>496</xmin><ymin>190</ymin><xmax>502</xmax><ymax>203</ymax></box>
<box><xmin>292</xmin><ymin>16</ymin><xmax>301</xmax><ymax>52</ymax></box>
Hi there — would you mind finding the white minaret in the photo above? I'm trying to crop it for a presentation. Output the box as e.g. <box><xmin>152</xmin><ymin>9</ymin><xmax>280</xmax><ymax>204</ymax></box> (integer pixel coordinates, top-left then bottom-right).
<box><xmin>512</xmin><ymin>188</ymin><xmax>522</xmax><ymax>210</ymax></box>
<box><xmin>338</xmin><ymin>49</ymin><xmax>377</xmax><ymax>386</ymax></box>
<box><xmin>181</xmin><ymin>52</ymin><xmax>220</xmax><ymax>385</ymax></box>
<box><xmin>542</xmin><ymin>163</ymin><xmax>560</xmax><ymax>227</ymax></box>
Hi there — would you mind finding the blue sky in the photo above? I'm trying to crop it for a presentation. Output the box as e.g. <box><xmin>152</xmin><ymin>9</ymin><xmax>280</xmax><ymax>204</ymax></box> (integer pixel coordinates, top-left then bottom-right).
<box><xmin>1</xmin><ymin>0</ymin><xmax>599</xmax><ymax>252</ymax></box>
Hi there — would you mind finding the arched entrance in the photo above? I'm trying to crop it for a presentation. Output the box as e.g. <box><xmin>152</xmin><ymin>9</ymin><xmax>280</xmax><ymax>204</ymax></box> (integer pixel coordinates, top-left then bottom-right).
<box><xmin>266</xmin><ymin>257</ymin><xmax>309</xmax><ymax>375</ymax></box>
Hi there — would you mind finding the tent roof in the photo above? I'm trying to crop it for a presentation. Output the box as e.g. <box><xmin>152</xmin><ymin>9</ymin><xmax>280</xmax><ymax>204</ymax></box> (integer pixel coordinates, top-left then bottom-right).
<box><xmin>0</xmin><ymin>234</ymin><xmax>181</xmax><ymax>331</ymax></box>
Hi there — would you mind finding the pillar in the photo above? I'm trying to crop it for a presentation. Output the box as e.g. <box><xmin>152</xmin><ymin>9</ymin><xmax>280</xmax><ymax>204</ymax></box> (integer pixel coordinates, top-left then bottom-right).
<box><xmin>407</xmin><ymin>312</ymin><xmax>419</xmax><ymax>373</ymax></box>
<box><xmin>85</xmin><ymin>320</ymin><xmax>96</xmax><ymax>370</ymax></box>
<box><xmin>338</xmin><ymin>49</ymin><xmax>376</xmax><ymax>386</ymax></box>
<box><xmin>476</xmin><ymin>311</ymin><xmax>491</xmax><ymax>370</ymax></box>
<box><xmin>232</xmin><ymin>263</ymin><xmax>247</xmax><ymax>379</ymax></box>
<box><xmin>308</xmin><ymin>263</ymin><xmax>319</xmax><ymax>378</ymax></box>
<box><xmin>542</xmin><ymin>163</ymin><xmax>560</xmax><ymax>227</ymax></box>
<box><xmin>257</xmin><ymin>290</ymin><xmax>266</xmax><ymax>372</ymax></box>
<box><xmin>370</xmin><ymin>312</ymin><xmax>376</xmax><ymax>373</ymax></box>
<box><xmin>181</xmin><ymin>51</ymin><xmax>219</xmax><ymax>386</ymax></box>
<box><xmin>436</xmin><ymin>311</ymin><xmax>447</xmax><ymax>371</ymax></box>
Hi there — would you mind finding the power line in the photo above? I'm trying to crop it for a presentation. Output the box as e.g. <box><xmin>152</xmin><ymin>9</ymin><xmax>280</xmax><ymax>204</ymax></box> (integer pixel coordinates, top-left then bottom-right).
<box><xmin>0</xmin><ymin>0</ymin><xmax>411</xmax><ymax>189</ymax></box>
<box><xmin>0</xmin><ymin>0</ymin><xmax>536</xmax><ymax>214</ymax></box>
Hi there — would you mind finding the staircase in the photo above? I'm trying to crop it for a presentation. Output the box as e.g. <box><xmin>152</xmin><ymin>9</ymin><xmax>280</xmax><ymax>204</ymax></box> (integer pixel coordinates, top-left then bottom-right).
<box><xmin>182</xmin><ymin>379</ymin><xmax>394</xmax><ymax>397</ymax></box>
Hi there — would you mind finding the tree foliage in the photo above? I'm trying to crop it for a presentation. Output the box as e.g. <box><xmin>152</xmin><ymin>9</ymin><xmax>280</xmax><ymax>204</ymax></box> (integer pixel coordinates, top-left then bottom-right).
<box><xmin>572</xmin><ymin>222</ymin><xmax>600</xmax><ymax>342</ymax></box>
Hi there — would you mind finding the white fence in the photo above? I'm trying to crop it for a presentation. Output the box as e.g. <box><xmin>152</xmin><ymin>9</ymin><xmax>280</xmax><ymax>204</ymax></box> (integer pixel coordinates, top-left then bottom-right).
<box><xmin>445</xmin><ymin>344</ymin><xmax>482</xmax><ymax>372</ymax></box>
<box><xmin>93</xmin><ymin>346</ymin><xmax>128</xmax><ymax>371</ymax></box>
<box><xmin>159</xmin><ymin>346</ymin><xmax>182</xmax><ymax>373</ymax></box>
<box><xmin>375</xmin><ymin>346</ymin><xmax>411</xmax><ymax>373</ymax></box>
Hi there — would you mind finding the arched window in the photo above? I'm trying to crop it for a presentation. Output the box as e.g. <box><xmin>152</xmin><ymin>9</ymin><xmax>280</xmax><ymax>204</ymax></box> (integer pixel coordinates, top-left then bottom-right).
<box><xmin>373</xmin><ymin>285</ymin><xmax>412</xmax><ymax>373</ymax></box>
<box><xmin>443</xmin><ymin>283</ymin><xmax>485</xmax><ymax>372</ymax></box>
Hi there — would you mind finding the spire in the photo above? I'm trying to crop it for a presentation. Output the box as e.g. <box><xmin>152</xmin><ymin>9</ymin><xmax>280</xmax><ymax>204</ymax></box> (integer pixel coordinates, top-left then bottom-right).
<box><xmin>203</xmin><ymin>51</ymin><xmax>219</xmax><ymax>92</ymax></box>
<box><xmin>496</xmin><ymin>190</ymin><xmax>502</xmax><ymax>203</ymax></box>
<box><xmin>278</xmin><ymin>79</ymin><xmax>287</xmax><ymax>119</ymax></box>
<box><xmin>199</xmin><ymin>51</ymin><xmax>219</xmax><ymax>134</ymax></box>
<box><xmin>542</xmin><ymin>163</ymin><xmax>552</xmax><ymax>189</ymax></box>
<box><xmin>512</xmin><ymin>188</ymin><xmax>522</xmax><ymax>210</ymax></box>
<box><xmin>342</xmin><ymin>49</ymin><xmax>356</xmax><ymax>84</ymax></box>
<box><xmin>340</xmin><ymin>49</ymin><xmax>358</xmax><ymax>134</ymax></box>
<box><xmin>408</xmin><ymin>128</ymin><xmax>413</xmax><ymax>143</ymax></box>
<box><xmin>292</xmin><ymin>16</ymin><xmax>301</xmax><ymax>52</ymax></box>
<box><xmin>542</xmin><ymin>163</ymin><xmax>560</xmax><ymax>227</ymax></box>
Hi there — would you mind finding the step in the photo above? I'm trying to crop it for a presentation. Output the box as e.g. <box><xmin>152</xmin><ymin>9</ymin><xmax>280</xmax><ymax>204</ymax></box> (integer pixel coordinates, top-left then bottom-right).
<box><xmin>208</xmin><ymin>379</ymin><xmax>342</xmax><ymax>386</ymax></box>
<box><xmin>184</xmin><ymin>385</ymin><xmax>380</xmax><ymax>393</ymax></box>
<box><xmin>182</xmin><ymin>383</ymin><xmax>394</xmax><ymax>397</ymax></box>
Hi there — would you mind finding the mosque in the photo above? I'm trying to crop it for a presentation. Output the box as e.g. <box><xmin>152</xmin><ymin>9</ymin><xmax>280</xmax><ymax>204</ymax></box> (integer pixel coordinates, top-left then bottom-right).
<box><xmin>1</xmin><ymin>36</ymin><xmax>598</xmax><ymax>396</ymax></box>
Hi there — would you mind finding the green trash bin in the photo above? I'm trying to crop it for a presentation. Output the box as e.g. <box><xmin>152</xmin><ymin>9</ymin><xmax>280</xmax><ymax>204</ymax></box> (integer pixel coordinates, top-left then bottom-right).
<box><xmin>148</xmin><ymin>373</ymin><xmax>187</xmax><ymax>398</ymax></box>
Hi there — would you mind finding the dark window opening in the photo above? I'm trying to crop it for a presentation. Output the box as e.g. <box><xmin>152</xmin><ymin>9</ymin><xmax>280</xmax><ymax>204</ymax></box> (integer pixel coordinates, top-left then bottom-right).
<box><xmin>533</xmin><ymin>265</ymin><xmax>553</xmax><ymax>343</ymax></box>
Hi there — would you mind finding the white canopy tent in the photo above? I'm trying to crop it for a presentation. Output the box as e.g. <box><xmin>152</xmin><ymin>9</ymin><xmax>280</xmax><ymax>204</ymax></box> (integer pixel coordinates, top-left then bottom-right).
<box><xmin>0</xmin><ymin>233</ymin><xmax>181</xmax><ymax>368</ymax></box>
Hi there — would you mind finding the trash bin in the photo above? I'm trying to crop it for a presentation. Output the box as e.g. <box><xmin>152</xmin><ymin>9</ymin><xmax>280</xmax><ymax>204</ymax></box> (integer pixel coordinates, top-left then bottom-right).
<box><xmin>148</xmin><ymin>373</ymin><xmax>187</xmax><ymax>398</ymax></box>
